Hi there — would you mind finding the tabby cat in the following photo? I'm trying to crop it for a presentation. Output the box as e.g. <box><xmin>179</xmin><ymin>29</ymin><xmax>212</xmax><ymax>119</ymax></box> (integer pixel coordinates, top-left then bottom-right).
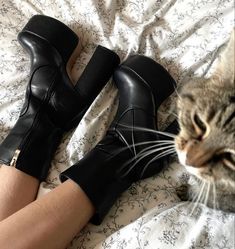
<box><xmin>174</xmin><ymin>30</ymin><xmax>235</xmax><ymax>212</ymax></box>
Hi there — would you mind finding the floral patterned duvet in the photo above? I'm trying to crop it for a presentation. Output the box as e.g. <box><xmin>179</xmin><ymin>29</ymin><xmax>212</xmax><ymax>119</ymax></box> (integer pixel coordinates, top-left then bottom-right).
<box><xmin>0</xmin><ymin>0</ymin><xmax>234</xmax><ymax>248</ymax></box>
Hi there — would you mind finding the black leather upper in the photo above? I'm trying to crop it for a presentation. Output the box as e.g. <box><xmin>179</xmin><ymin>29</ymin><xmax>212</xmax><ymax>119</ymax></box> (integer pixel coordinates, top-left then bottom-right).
<box><xmin>0</xmin><ymin>32</ymin><xmax>74</xmax><ymax>179</ymax></box>
<box><xmin>0</xmin><ymin>15</ymin><xmax>120</xmax><ymax>180</ymax></box>
<box><xmin>108</xmin><ymin>55</ymin><xmax>177</xmax><ymax>180</ymax></box>
<box><xmin>18</xmin><ymin>33</ymin><xmax>84</xmax><ymax>131</ymax></box>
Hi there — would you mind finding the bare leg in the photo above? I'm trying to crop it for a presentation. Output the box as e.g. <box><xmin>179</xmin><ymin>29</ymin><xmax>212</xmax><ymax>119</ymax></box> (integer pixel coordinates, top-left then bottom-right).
<box><xmin>0</xmin><ymin>179</ymin><xmax>94</xmax><ymax>249</ymax></box>
<box><xmin>0</xmin><ymin>165</ymin><xmax>39</xmax><ymax>221</ymax></box>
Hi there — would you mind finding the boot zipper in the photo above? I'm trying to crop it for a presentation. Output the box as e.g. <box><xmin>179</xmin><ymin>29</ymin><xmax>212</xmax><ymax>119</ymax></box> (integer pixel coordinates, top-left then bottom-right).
<box><xmin>10</xmin><ymin>149</ymin><xmax>21</xmax><ymax>167</ymax></box>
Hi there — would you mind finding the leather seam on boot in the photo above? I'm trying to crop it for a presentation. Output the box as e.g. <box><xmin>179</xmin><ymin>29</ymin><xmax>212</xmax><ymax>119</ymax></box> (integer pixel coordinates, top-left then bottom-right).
<box><xmin>119</xmin><ymin>65</ymin><xmax>153</xmax><ymax>91</ymax></box>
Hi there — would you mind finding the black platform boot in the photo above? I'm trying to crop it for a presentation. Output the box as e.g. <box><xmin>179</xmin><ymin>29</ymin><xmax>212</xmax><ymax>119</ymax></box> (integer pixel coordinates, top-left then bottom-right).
<box><xmin>60</xmin><ymin>55</ymin><xmax>178</xmax><ymax>224</ymax></box>
<box><xmin>0</xmin><ymin>15</ymin><xmax>120</xmax><ymax>181</ymax></box>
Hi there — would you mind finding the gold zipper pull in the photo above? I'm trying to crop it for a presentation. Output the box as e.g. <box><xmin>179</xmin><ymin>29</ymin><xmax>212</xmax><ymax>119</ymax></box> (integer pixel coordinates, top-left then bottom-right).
<box><xmin>10</xmin><ymin>149</ymin><xmax>21</xmax><ymax>167</ymax></box>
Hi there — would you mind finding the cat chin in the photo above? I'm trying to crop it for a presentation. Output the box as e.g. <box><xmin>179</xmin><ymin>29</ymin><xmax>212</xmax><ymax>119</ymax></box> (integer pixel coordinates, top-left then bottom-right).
<box><xmin>176</xmin><ymin>150</ymin><xmax>187</xmax><ymax>166</ymax></box>
<box><xmin>176</xmin><ymin>150</ymin><xmax>214</xmax><ymax>182</ymax></box>
<box><xmin>176</xmin><ymin>150</ymin><xmax>198</xmax><ymax>174</ymax></box>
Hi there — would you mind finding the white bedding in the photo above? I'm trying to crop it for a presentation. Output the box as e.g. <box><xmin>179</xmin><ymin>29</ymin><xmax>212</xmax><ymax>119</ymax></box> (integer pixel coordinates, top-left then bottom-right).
<box><xmin>0</xmin><ymin>1</ymin><xmax>234</xmax><ymax>249</ymax></box>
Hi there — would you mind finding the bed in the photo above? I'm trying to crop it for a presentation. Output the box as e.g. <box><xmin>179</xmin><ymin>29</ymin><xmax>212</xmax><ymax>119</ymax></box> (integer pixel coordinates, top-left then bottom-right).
<box><xmin>0</xmin><ymin>0</ymin><xmax>234</xmax><ymax>248</ymax></box>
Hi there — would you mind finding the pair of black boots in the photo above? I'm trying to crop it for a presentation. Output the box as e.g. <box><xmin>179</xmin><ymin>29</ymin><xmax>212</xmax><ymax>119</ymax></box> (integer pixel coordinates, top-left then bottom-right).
<box><xmin>0</xmin><ymin>15</ymin><xmax>177</xmax><ymax>224</ymax></box>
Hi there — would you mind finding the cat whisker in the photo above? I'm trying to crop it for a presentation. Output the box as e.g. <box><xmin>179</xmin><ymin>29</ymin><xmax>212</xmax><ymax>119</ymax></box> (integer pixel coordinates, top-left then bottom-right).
<box><xmin>130</xmin><ymin>145</ymin><xmax>175</xmax><ymax>165</ymax></box>
<box><xmin>95</xmin><ymin>138</ymin><xmax>176</xmax><ymax>167</ymax></box>
<box><xmin>131</xmin><ymin>125</ymin><xmax>137</xmax><ymax>158</ymax></box>
<box><xmin>120</xmin><ymin>146</ymin><xmax>175</xmax><ymax>177</ymax></box>
<box><xmin>121</xmin><ymin>139</ymin><xmax>175</xmax><ymax>152</ymax></box>
<box><xmin>132</xmin><ymin>140</ymin><xmax>175</xmax><ymax>148</ymax></box>
<box><xmin>136</xmin><ymin>142</ymin><xmax>176</xmax><ymax>156</ymax></box>
<box><xmin>122</xmin><ymin>146</ymin><xmax>174</xmax><ymax>174</ymax></box>
<box><xmin>212</xmin><ymin>182</ymin><xmax>216</xmax><ymax>210</ymax></box>
<box><xmin>137</xmin><ymin>147</ymin><xmax>176</xmax><ymax>165</ymax></box>
<box><xmin>212</xmin><ymin>182</ymin><xmax>218</xmax><ymax>210</ymax></box>
<box><xmin>129</xmin><ymin>140</ymin><xmax>176</xmax><ymax>157</ymax></box>
<box><xmin>170</xmin><ymin>112</ymin><xmax>179</xmax><ymax>119</ymax></box>
<box><xmin>190</xmin><ymin>180</ymin><xmax>206</xmax><ymax>216</ymax></box>
<box><xmin>121</xmin><ymin>148</ymin><xmax>175</xmax><ymax>178</ymax></box>
<box><xmin>116</xmin><ymin>124</ymin><xmax>176</xmax><ymax>139</ymax></box>
<box><xmin>149</xmin><ymin>130</ymin><xmax>176</xmax><ymax>139</ymax></box>
<box><xmin>203</xmin><ymin>182</ymin><xmax>211</xmax><ymax>207</ymax></box>
<box><xmin>116</xmin><ymin>129</ymin><xmax>132</xmax><ymax>155</ymax></box>
<box><xmin>173</xmin><ymin>84</ymin><xmax>182</xmax><ymax>102</ymax></box>
<box><xmin>140</xmin><ymin>148</ymin><xmax>176</xmax><ymax>178</ymax></box>
<box><xmin>142</xmin><ymin>148</ymin><xmax>176</xmax><ymax>165</ymax></box>
<box><xmin>188</xmin><ymin>181</ymin><xmax>202</xmax><ymax>207</ymax></box>
<box><xmin>158</xmin><ymin>110</ymin><xmax>179</xmax><ymax>119</ymax></box>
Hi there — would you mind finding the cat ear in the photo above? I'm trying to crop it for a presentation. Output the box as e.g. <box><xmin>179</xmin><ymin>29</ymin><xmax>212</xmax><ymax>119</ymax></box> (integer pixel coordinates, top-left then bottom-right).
<box><xmin>210</xmin><ymin>29</ymin><xmax>234</xmax><ymax>87</ymax></box>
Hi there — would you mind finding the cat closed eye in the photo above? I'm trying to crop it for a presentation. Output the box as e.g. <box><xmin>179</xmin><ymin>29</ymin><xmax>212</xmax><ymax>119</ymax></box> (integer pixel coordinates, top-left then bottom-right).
<box><xmin>220</xmin><ymin>152</ymin><xmax>235</xmax><ymax>170</ymax></box>
<box><xmin>192</xmin><ymin>113</ymin><xmax>207</xmax><ymax>137</ymax></box>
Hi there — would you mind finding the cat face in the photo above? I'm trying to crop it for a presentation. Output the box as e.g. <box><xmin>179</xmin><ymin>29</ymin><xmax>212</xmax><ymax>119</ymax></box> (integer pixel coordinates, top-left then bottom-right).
<box><xmin>175</xmin><ymin>30</ymin><xmax>235</xmax><ymax>192</ymax></box>
<box><xmin>175</xmin><ymin>78</ymin><xmax>235</xmax><ymax>189</ymax></box>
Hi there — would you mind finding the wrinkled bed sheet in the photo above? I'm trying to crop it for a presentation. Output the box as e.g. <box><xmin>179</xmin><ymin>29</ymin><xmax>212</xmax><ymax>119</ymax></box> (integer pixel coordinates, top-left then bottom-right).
<box><xmin>0</xmin><ymin>0</ymin><xmax>234</xmax><ymax>248</ymax></box>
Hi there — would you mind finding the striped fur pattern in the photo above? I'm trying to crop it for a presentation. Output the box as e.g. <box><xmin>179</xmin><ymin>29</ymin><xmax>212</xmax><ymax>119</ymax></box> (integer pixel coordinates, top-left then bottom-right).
<box><xmin>175</xmin><ymin>30</ymin><xmax>235</xmax><ymax>212</ymax></box>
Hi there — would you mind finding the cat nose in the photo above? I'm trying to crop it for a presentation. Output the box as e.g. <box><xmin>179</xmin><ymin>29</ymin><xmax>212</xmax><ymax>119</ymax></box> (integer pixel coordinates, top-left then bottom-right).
<box><xmin>185</xmin><ymin>140</ymin><xmax>214</xmax><ymax>168</ymax></box>
<box><xmin>186</xmin><ymin>152</ymin><xmax>211</xmax><ymax>168</ymax></box>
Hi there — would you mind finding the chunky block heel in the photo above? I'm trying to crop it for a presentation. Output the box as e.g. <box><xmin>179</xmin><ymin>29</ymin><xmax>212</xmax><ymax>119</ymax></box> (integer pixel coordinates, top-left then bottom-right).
<box><xmin>76</xmin><ymin>46</ymin><xmax>120</xmax><ymax>97</ymax></box>
<box><xmin>0</xmin><ymin>15</ymin><xmax>120</xmax><ymax>181</ymax></box>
